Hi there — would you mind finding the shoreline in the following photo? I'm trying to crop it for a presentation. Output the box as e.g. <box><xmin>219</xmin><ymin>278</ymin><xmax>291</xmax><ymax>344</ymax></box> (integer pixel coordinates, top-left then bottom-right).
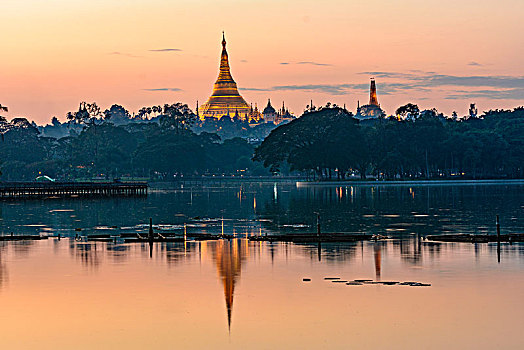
<box><xmin>149</xmin><ymin>178</ymin><xmax>524</xmax><ymax>188</ymax></box>
<box><xmin>295</xmin><ymin>179</ymin><xmax>524</xmax><ymax>186</ymax></box>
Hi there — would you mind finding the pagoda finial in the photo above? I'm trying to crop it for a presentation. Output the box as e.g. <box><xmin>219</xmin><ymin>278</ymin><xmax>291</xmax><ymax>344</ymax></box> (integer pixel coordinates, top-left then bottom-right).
<box><xmin>222</xmin><ymin>31</ymin><xmax>226</xmax><ymax>49</ymax></box>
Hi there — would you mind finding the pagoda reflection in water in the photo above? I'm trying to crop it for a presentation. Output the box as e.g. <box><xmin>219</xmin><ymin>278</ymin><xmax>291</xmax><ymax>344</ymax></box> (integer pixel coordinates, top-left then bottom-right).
<box><xmin>209</xmin><ymin>239</ymin><xmax>248</xmax><ymax>331</ymax></box>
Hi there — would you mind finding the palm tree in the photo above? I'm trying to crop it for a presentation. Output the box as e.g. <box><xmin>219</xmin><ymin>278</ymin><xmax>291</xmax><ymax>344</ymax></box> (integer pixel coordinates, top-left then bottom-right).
<box><xmin>0</xmin><ymin>104</ymin><xmax>8</xmax><ymax>113</ymax></box>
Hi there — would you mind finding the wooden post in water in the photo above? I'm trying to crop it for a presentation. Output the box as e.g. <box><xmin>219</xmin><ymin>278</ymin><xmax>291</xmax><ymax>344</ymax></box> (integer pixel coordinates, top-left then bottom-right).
<box><xmin>149</xmin><ymin>218</ymin><xmax>154</xmax><ymax>258</ymax></box>
<box><xmin>149</xmin><ymin>218</ymin><xmax>154</xmax><ymax>241</ymax></box>
<box><xmin>496</xmin><ymin>215</ymin><xmax>501</xmax><ymax>263</ymax></box>
<box><xmin>496</xmin><ymin>215</ymin><xmax>501</xmax><ymax>240</ymax></box>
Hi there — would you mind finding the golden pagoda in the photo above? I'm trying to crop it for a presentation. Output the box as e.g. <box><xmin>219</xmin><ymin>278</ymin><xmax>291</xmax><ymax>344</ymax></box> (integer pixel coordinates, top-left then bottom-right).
<box><xmin>199</xmin><ymin>32</ymin><xmax>251</xmax><ymax>120</ymax></box>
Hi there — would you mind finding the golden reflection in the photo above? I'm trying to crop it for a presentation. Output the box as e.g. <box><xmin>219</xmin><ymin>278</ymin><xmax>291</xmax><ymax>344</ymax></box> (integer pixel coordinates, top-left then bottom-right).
<box><xmin>211</xmin><ymin>239</ymin><xmax>248</xmax><ymax>331</ymax></box>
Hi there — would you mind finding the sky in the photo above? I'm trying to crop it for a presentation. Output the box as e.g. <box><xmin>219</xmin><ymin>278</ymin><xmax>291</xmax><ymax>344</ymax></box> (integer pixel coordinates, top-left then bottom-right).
<box><xmin>0</xmin><ymin>0</ymin><xmax>523</xmax><ymax>124</ymax></box>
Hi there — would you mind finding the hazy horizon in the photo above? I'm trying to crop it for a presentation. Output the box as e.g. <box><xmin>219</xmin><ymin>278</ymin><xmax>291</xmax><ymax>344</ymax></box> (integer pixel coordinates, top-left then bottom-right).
<box><xmin>1</xmin><ymin>0</ymin><xmax>523</xmax><ymax>124</ymax></box>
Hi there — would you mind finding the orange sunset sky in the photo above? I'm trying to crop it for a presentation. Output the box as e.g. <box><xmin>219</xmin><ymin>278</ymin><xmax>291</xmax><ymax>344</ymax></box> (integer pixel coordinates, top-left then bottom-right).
<box><xmin>0</xmin><ymin>0</ymin><xmax>523</xmax><ymax>124</ymax></box>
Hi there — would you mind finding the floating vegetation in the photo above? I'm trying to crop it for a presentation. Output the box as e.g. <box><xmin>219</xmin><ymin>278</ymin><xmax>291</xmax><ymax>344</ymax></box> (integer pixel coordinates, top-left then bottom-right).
<box><xmin>371</xmin><ymin>234</ymin><xmax>388</xmax><ymax>240</ymax></box>
<box><xmin>309</xmin><ymin>278</ymin><xmax>431</xmax><ymax>288</ymax></box>
<box><xmin>399</xmin><ymin>282</ymin><xmax>431</xmax><ymax>287</ymax></box>
<box><xmin>281</xmin><ymin>224</ymin><xmax>310</xmax><ymax>228</ymax></box>
<box><xmin>156</xmin><ymin>224</ymin><xmax>184</xmax><ymax>231</ymax></box>
<box><xmin>94</xmin><ymin>226</ymin><xmax>118</xmax><ymax>230</ymax></box>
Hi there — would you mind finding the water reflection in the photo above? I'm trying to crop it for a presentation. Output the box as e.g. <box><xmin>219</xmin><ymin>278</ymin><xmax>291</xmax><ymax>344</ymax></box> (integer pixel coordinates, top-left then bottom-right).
<box><xmin>210</xmin><ymin>239</ymin><xmax>247</xmax><ymax>331</ymax></box>
<box><xmin>0</xmin><ymin>242</ymin><xmax>7</xmax><ymax>289</ymax></box>
<box><xmin>1</xmin><ymin>183</ymin><xmax>523</xmax><ymax>240</ymax></box>
<box><xmin>374</xmin><ymin>242</ymin><xmax>382</xmax><ymax>280</ymax></box>
<box><xmin>71</xmin><ymin>242</ymin><xmax>102</xmax><ymax>270</ymax></box>
<box><xmin>0</xmin><ymin>183</ymin><xmax>522</xmax><ymax>348</ymax></box>
<box><xmin>0</xmin><ymin>236</ymin><xmax>522</xmax><ymax>340</ymax></box>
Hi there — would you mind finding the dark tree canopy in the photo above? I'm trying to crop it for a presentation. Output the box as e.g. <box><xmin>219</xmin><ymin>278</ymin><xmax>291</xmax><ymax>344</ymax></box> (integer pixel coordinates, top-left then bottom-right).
<box><xmin>66</xmin><ymin>102</ymin><xmax>108</xmax><ymax>126</ymax></box>
<box><xmin>254</xmin><ymin>107</ymin><xmax>364</xmax><ymax>178</ymax></box>
<box><xmin>159</xmin><ymin>103</ymin><xmax>197</xmax><ymax>132</ymax></box>
<box><xmin>254</xmin><ymin>106</ymin><xmax>524</xmax><ymax>180</ymax></box>
<box><xmin>396</xmin><ymin>103</ymin><xmax>420</xmax><ymax>119</ymax></box>
<box><xmin>1</xmin><ymin>102</ymin><xmax>523</xmax><ymax>181</ymax></box>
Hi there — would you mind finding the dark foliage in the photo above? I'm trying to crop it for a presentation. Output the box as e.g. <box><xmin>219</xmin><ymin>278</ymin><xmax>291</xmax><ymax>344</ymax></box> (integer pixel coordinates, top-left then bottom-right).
<box><xmin>254</xmin><ymin>107</ymin><xmax>524</xmax><ymax>180</ymax></box>
<box><xmin>0</xmin><ymin>118</ymin><xmax>261</xmax><ymax>181</ymax></box>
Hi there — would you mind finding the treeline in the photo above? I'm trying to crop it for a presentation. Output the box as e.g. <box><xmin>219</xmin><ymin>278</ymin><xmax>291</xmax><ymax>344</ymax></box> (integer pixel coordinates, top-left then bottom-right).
<box><xmin>0</xmin><ymin>103</ymin><xmax>266</xmax><ymax>180</ymax></box>
<box><xmin>254</xmin><ymin>106</ymin><xmax>524</xmax><ymax>180</ymax></box>
<box><xmin>38</xmin><ymin>103</ymin><xmax>277</xmax><ymax>142</ymax></box>
<box><xmin>2</xmin><ymin>101</ymin><xmax>523</xmax><ymax>181</ymax></box>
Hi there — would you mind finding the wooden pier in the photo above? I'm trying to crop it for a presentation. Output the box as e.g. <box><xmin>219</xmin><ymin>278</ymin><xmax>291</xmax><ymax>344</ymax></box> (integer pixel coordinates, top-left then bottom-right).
<box><xmin>0</xmin><ymin>181</ymin><xmax>148</xmax><ymax>198</ymax></box>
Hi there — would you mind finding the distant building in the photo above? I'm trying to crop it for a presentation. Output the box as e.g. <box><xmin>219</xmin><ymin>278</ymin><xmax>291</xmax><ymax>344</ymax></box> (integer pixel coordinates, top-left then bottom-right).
<box><xmin>247</xmin><ymin>104</ymin><xmax>263</xmax><ymax>123</ymax></box>
<box><xmin>355</xmin><ymin>78</ymin><xmax>385</xmax><ymax>119</ymax></box>
<box><xmin>262</xmin><ymin>99</ymin><xmax>294</xmax><ymax>125</ymax></box>
<box><xmin>276</xmin><ymin>101</ymin><xmax>294</xmax><ymax>124</ymax></box>
<box><xmin>262</xmin><ymin>99</ymin><xmax>277</xmax><ymax>123</ymax></box>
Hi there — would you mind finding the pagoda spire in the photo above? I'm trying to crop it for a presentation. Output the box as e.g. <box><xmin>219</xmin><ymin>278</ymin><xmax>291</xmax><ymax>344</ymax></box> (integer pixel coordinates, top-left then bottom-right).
<box><xmin>217</xmin><ymin>32</ymin><xmax>234</xmax><ymax>84</ymax></box>
<box><xmin>199</xmin><ymin>32</ymin><xmax>251</xmax><ymax>119</ymax></box>
<box><xmin>369</xmin><ymin>78</ymin><xmax>379</xmax><ymax>106</ymax></box>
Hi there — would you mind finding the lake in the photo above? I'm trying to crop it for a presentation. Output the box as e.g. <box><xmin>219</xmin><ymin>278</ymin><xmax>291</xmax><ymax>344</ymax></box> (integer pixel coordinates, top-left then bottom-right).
<box><xmin>0</xmin><ymin>181</ymin><xmax>523</xmax><ymax>349</ymax></box>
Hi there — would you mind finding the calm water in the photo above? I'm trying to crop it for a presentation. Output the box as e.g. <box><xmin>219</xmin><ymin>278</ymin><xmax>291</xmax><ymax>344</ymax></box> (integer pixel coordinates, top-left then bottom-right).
<box><xmin>0</xmin><ymin>182</ymin><xmax>523</xmax><ymax>349</ymax></box>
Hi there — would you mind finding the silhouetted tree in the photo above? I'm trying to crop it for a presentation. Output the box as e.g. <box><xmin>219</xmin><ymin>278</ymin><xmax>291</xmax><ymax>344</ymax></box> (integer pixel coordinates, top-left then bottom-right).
<box><xmin>160</xmin><ymin>103</ymin><xmax>197</xmax><ymax>133</ymax></box>
<box><xmin>396</xmin><ymin>103</ymin><xmax>420</xmax><ymax>120</ymax></box>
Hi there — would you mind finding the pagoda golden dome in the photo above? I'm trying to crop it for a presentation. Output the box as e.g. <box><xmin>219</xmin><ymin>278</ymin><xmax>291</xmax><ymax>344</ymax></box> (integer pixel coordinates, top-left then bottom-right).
<box><xmin>199</xmin><ymin>33</ymin><xmax>251</xmax><ymax>120</ymax></box>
